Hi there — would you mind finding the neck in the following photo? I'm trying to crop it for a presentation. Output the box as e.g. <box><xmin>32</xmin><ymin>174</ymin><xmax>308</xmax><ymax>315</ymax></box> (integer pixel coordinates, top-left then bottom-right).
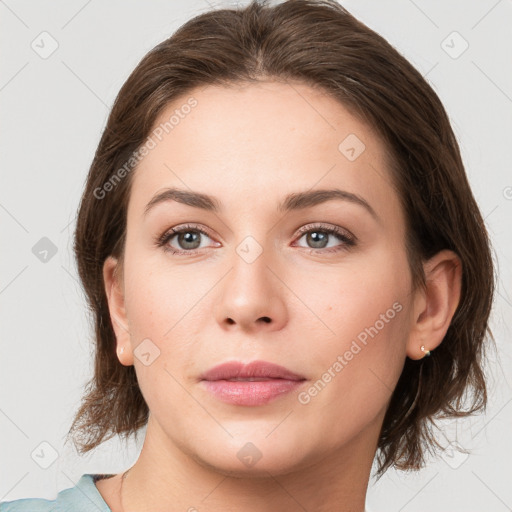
<box><xmin>119</xmin><ymin>413</ymin><xmax>382</xmax><ymax>512</ymax></box>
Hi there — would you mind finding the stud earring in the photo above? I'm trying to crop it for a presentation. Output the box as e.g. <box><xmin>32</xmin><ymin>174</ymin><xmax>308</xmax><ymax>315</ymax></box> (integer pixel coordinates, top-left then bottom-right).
<box><xmin>420</xmin><ymin>344</ymin><xmax>431</xmax><ymax>357</ymax></box>
<box><xmin>119</xmin><ymin>346</ymin><xmax>125</xmax><ymax>355</ymax></box>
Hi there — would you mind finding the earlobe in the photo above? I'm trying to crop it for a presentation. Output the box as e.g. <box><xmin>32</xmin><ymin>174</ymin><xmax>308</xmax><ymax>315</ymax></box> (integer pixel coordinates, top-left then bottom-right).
<box><xmin>406</xmin><ymin>249</ymin><xmax>462</xmax><ymax>360</ymax></box>
<box><xmin>103</xmin><ymin>256</ymin><xmax>133</xmax><ymax>365</ymax></box>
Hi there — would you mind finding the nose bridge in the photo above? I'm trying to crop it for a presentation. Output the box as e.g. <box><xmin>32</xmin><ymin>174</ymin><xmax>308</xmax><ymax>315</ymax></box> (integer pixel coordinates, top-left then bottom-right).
<box><xmin>226</xmin><ymin>205</ymin><xmax>276</xmax><ymax>268</ymax></box>
<box><xmin>230</xmin><ymin>230</ymin><xmax>274</xmax><ymax>299</ymax></box>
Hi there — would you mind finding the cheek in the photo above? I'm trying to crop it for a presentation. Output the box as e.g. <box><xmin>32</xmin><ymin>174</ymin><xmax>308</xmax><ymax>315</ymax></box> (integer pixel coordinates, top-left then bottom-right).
<box><xmin>298</xmin><ymin>246</ymin><xmax>412</xmax><ymax>387</ymax></box>
<box><xmin>121</xmin><ymin>264</ymin><xmax>200</xmax><ymax>417</ymax></box>
<box><xmin>122</xmin><ymin>249</ymin><xmax>198</xmax><ymax>336</ymax></box>
<box><xmin>122</xmin><ymin>257</ymin><xmax>207</xmax><ymax>376</ymax></box>
<box><xmin>300</xmin><ymin>248</ymin><xmax>408</xmax><ymax>337</ymax></box>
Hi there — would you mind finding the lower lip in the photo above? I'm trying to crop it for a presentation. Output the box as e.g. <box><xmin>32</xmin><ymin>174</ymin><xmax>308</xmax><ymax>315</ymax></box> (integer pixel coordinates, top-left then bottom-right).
<box><xmin>201</xmin><ymin>379</ymin><xmax>305</xmax><ymax>406</ymax></box>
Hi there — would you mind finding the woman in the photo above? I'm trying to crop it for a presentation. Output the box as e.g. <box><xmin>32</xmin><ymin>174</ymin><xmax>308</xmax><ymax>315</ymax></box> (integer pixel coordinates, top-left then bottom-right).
<box><xmin>0</xmin><ymin>0</ymin><xmax>495</xmax><ymax>511</ymax></box>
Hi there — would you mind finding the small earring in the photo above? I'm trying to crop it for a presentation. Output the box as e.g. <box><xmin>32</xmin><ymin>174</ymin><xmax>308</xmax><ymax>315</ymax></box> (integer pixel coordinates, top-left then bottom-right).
<box><xmin>119</xmin><ymin>346</ymin><xmax>125</xmax><ymax>355</ymax></box>
<box><xmin>420</xmin><ymin>344</ymin><xmax>431</xmax><ymax>357</ymax></box>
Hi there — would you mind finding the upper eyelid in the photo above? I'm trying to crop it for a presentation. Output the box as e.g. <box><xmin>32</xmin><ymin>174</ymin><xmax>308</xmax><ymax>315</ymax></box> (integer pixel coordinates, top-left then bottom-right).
<box><xmin>296</xmin><ymin>222</ymin><xmax>353</xmax><ymax>236</ymax></box>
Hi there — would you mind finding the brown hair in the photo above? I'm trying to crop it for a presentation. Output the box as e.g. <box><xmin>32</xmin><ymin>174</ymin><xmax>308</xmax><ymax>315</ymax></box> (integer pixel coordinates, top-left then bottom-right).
<box><xmin>68</xmin><ymin>0</ymin><xmax>495</xmax><ymax>478</ymax></box>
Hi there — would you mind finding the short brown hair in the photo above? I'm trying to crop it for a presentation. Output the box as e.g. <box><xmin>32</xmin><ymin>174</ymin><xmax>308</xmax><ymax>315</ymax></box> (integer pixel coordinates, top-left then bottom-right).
<box><xmin>68</xmin><ymin>0</ymin><xmax>495</xmax><ymax>478</ymax></box>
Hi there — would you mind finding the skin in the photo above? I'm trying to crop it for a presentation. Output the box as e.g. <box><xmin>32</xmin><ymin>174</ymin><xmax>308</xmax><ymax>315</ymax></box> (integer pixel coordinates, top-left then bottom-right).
<box><xmin>99</xmin><ymin>80</ymin><xmax>462</xmax><ymax>512</ymax></box>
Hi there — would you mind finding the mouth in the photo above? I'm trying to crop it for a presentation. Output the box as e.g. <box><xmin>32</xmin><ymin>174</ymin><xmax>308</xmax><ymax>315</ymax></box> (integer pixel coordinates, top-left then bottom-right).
<box><xmin>223</xmin><ymin>377</ymin><xmax>281</xmax><ymax>381</ymax></box>
<box><xmin>199</xmin><ymin>360</ymin><xmax>307</xmax><ymax>406</ymax></box>
<box><xmin>200</xmin><ymin>360</ymin><xmax>306</xmax><ymax>381</ymax></box>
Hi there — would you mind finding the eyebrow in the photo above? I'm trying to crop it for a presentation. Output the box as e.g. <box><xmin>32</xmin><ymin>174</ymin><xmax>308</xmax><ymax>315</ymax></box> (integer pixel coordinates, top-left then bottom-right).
<box><xmin>143</xmin><ymin>187</ymin><xmax>378</xmax><ymax>221</ymax></box>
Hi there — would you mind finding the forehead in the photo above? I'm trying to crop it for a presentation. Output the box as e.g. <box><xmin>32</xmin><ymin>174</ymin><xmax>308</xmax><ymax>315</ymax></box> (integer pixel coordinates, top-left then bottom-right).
<box><xmin>127</xmin><ymin>81</ymin><xmax>399</xmax><ymax>223</ymax></box>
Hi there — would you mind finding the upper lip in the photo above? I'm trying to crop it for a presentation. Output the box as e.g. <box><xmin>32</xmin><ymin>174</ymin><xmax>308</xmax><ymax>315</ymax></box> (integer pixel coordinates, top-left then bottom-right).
<box><xmin>200</xmin><ymin>360</ymin><xmax>306</xmax><ymax>381</ymax></box>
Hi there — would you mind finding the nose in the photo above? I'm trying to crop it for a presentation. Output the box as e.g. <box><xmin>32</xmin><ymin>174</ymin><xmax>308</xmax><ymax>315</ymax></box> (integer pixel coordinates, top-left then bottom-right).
<box><xmin>213</xmin><ymin>243</ymin><xmax>289</xmax><ymax>333</ymax></box>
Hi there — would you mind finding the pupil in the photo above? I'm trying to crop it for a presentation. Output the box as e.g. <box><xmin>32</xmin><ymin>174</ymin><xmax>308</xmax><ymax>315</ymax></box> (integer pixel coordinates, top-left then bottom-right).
<box><xmin>308</xmin><ymin>231</ymin><xmax>327</xmax><ymax>248</ymax></box>
<box><xmin>179</xmin><ymin>231</ymin><xmax>200</xmax><ymax>249</ymax></box>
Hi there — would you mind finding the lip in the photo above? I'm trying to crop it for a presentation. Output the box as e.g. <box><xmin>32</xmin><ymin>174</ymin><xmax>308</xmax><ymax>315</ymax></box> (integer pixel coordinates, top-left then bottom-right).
<box><xmin>200</xmin><ymin>360</ymin><xmax>306</xmax><ymax>381</ymax></box>
<box><xmin>199</xmin><ymin>360</ymin><xmax>307</xmax><ymax>406</ymax></box>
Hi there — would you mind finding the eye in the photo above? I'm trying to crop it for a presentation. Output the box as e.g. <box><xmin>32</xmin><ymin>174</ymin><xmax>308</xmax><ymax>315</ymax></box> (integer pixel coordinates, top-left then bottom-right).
<box><xmin>155</xmin><ymin>222</ymin><xmax>356</xmax><ymax>256</ymax></box>
<box><xmin>155</xmin><ymin>224</ymin><xmax>219</xmax><ymax>255</ymax></box>
<box><xmin>293</xmin><ymin>223</ymin><xmax>356</xmax><ymax>254</ymax></box>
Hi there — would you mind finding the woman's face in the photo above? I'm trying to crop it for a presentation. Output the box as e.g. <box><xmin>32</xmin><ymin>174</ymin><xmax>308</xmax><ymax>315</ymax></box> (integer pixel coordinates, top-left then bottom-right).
<box><xmin>105</xmin><ymin>81</ymin><xmax>418</xmax><ymax>475</ymax></box>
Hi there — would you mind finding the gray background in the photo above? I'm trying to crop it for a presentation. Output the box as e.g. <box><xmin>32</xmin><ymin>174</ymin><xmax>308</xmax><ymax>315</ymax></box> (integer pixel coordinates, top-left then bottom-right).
<box><xmin>1</xmin><ymin>0</ymin><xmax>511</xmax><ymax>510</ymax></box>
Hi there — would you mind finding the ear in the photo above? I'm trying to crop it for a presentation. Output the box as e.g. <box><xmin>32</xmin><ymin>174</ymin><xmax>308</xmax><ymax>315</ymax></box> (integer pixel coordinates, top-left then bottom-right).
<box><xmin>406</xmin><ymin>249</ymin><xmax>462</xmax><ymax>360</ymax></box>
<box><xmin>103</xmin><ymin>255</ymin><xmax>133</xmax><ymax>366</ymax></box>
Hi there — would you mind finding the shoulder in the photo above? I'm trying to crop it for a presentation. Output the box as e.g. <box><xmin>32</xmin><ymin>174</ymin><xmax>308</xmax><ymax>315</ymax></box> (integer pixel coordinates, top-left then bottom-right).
<box><xmin>0</xmin><ymin>497</ymin><xmax>54</xmax><ymax>512</ymax></box>
<box><xmin>0</xmin><ymin>474</ymin><xmax>113</xmax><ymax>512</ymax></box>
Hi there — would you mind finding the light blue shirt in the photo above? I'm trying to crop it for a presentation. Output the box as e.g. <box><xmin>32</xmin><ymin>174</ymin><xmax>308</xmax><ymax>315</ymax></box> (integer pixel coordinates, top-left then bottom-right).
<box><xmin>0</xmin><ymin>474</ymin><xmax>113</xmax><ymax>512</ymax></box>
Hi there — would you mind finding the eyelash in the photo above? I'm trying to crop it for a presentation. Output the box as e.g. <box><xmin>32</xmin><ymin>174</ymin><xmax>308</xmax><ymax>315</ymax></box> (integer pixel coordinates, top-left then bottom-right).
<box><xmin>155</xmin><ymin>222</ymin><xmax>356</xmax><ymax>256</ymax></box>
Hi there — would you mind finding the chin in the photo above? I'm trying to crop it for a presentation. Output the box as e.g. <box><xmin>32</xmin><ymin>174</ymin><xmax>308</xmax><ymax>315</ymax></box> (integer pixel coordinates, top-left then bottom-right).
<box><xmin>187</xmin><ymin>433</ymin><xmax>313</xmax><ymax>478</ymax></box>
